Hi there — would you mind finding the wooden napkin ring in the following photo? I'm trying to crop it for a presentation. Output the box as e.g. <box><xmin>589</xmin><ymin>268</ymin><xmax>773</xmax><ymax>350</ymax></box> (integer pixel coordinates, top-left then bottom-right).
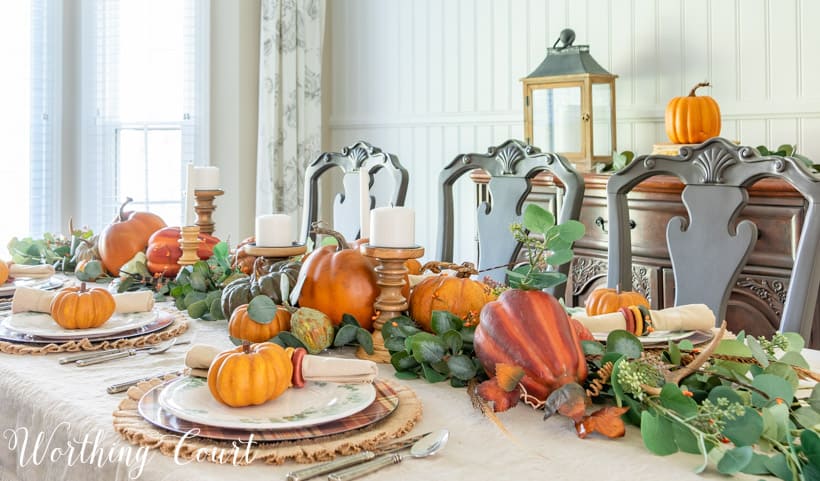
<box><xmin>291</xmin><ymin>347</ymin><xmax>307</xmax><ymax>388</ymax></box>
<box><xmin>619</xmin><ymin>307</ymin><xmax>635</xmax><ymax>335</ymax></box>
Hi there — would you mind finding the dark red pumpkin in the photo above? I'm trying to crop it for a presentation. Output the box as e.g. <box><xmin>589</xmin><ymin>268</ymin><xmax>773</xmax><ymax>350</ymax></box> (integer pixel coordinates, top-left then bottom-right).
<box><xmin>145</xmin><ymin>226</ymin><xmax>220</xmax><ymax>276</ymax></box>
<box><xmin>474</xmin><ymin>289</ymin><xmax>588</xmax><ymax>404</ymax></box>
<box><xmin>98</xmin><ymin>198</ymin><xmax>167</xmax><ymax>275</ymax></box>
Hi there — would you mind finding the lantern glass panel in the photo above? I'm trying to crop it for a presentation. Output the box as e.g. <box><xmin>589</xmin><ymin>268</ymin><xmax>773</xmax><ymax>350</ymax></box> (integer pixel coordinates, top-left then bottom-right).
<box><xmin>531</xmin><ymin>86</ymin><xmax>581</xmax><ymax>153</ymax></box>
<box><xmin>592</xmin><ymin>83</ymin><xmax>612</xmax><ymax>157</ymax></box>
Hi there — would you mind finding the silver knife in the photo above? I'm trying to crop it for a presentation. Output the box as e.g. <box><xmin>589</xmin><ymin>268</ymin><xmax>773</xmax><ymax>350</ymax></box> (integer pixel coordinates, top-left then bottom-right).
<box><xmin>106</xmin><ymin>369</ymin><xmax>185</xmax><ymax>394</ymax></box>
<box><xmin>284</xmin><ymin>433</ymin><xmax>431</xmax><ymax>481</ymax></box>
<box><xmin>59</xmin><ymin>349</ymin><xmax>124</xmax><ymax>364</ymax></box>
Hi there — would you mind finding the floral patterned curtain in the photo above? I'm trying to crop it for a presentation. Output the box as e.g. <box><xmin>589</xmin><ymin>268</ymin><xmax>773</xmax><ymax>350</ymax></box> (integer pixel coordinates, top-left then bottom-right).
<box><xmin>256</xmin><ymin>0</ymin><xmax>325</xmax><ymax>226</ymax></box>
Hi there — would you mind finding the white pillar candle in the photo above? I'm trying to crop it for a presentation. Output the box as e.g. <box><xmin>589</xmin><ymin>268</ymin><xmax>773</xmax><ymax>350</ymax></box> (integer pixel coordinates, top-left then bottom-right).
<box><xmin>193</xmin><ymin>166</ymin><xmax>220</xmax><ymax>190</ymax></box>
<box><xmin>369</xmin><ymin>207</ymin><xmax>415</xmax><ymax>247</ymax></box>
<box><xmin>255</xmin><ymin>214</ymin><xmax>293</xmax><ymax>247</ymax></box>
<box><xmin>359</xmin><ymin>168</ymin><xmax>371</xmax><ymax>239</ymax></box>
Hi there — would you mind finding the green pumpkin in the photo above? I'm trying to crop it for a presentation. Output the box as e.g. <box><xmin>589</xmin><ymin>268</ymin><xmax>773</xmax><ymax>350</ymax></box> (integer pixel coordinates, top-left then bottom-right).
<box><xmin>220</xmin><ymin>260</ymin><xmax>301</xmax><ymax>318</ymax></box>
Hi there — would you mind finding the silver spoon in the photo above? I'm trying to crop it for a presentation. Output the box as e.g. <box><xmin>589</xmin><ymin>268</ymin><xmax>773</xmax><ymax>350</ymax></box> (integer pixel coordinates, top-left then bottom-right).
<box><xmin>327</xmin><ymin>429</ymin><xmax>449</xmax><ymax>481</ymax></box>
<box><xmin>76</xmin><ymin>339</ymin><xmax>187</xmax><ymax>366</ymax></box>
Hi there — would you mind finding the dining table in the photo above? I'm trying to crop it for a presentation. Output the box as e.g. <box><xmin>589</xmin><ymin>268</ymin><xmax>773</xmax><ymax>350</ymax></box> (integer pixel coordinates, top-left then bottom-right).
<box><xmin>0</xmin><ymin>305</ymin><xmax>816</xmax><ymax>481</ymax></box>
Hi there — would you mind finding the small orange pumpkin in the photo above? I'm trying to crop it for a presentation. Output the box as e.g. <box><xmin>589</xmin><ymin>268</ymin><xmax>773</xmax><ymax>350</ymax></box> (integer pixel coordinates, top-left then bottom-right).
<box><xmin>584</xmin><ymin>285</ymin><xmax>649</xmax><ymax>316</ymax></box>
<box><xmin>0</xmin><ymin>261</ymin><xmax>8</xmax><ymax>285</ymax></box>
<box><xmin>665</xmin><ymin>81</ymin><xmax>721</xmax><ymax>144</ymax></box>
<box><xmin>228</xmin><ymin>303</ymin><xmax>291</xmax><ymax>343</ymax></box>
<box><xmin>207</xmin><ymin>341</ymin><xmax>293</xmax><ymax>407</ymax></box>
<box><xmin>408</xmin><ymin>262</ymin><xmax>496</xmax><ymax>332</ymax></box>
<box><xmin>50</xmin><ymin>282</ymin><xmax>116</xmax><ymax>329</ymax></box>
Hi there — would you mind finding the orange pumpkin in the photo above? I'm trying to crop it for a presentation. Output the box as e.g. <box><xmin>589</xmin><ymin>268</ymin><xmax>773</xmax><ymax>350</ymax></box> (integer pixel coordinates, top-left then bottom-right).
<box><xmin>584</xmin><ymin>286</ymin><xmax>649</xmax><ymax>316</ymax></box>
<box><xmin>665</xmin><ymin>82</ymin><xmax>721</xmax><ymax>144</ymax></box>
<box><xmin>98</xmin><ymin>198</ymin><xmax>167</xmax><ymax>275</ymax></box>
<box><xmin>50</xmin><ymin>282</ymin><xmax>116</xmax><ymax>329</ymax></box>
<box><xmin>296</xmin><ymin>227</ymin><xmax>378</xmax><ymax>330</ymax></box>
<box><xmin>0</xmin><ymin>261</ymin><xmax>8</xmax><ymax>285</ymax></box>
<box><xmin>208</xmin><ymin>342</ymin><xmax>293</xmax><ymax>407</ymax></box>
<box><xmin>474</xmin><ymin>289</ymin><xmax>588</xmax><ymax>404</ymax></box>
<box><xmin>228</xmin><ymin>303</ymin><xmax>291</xmax><ymax>343</ymax></box>
<box><xmin>145</xmin><ymin>226</ymin><xmax>220</xmax><ymax>276</ymax></box>
<box><xmin>409</xmin><ymin>263</ymin><xmax>496</xmax><ymax>332</ymax></box>
<box><xmin>232</xmin><ymin>236</ymin><xmax>257</xmax><ymax>275</ymax></box>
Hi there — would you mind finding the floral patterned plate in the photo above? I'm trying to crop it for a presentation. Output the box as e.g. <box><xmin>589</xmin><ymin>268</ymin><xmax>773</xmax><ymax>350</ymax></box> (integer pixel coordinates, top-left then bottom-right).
<box><xmin>158</xmin><ymin>376</ymin><xmax>377</xmax><ymax>430</ymax></box>
<box><xmin>593</xmin><ymin>330</ymin><xmax>714</xmax><ymax>345</ymax></box>
<box><xmin>2</xmin><ymin>310</ymin><xmax>158</xmax><ymax>339</ymax></box>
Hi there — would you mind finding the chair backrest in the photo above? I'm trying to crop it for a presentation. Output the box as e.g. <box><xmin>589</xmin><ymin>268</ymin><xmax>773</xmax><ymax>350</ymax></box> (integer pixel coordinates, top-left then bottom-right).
<box><xmin>301</xmin><ymin>141</ymin><xmax>409</xmax><ymax>243</ymax></box>
<box><xmin>607</xmin><ymin>137</ymin><xmax>820</xmax><ymax>339</ymax></box>
<box><xmin>437</xmin><ymin>139</ymin><xmax>585</xmax><ymax>290</ymax></box>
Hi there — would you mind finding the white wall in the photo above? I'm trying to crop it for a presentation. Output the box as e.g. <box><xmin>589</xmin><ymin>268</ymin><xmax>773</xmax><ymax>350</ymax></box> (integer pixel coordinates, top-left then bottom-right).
<box><xmin>325</xmin><ymin>0</ymin><xmax>820</xmax><ymax>263</ymax></box>
<box><xmin>210</xmin><ymin>0</ymin><xmax>260</xmax><ymax>244</ymax></box>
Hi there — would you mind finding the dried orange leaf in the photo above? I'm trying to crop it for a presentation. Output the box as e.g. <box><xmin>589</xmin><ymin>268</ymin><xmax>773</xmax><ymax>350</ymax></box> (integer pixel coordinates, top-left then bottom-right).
<box><xmin>544</xmin><ymin>382</ymin><xmax>588</xmax><ymax>422</ymax></box>
<box><xmin>495</xmin><ymin>363</ymin><xmax>525</xmax><ymax>392</ymax></box>
<box><xmin>477</xmin><ymin>378</ymin><xmax>520</xmax><ymax>412</ymax></box>
<box><xmin>575</xmin><ymin>406</ymin><xmax>630</xmax><ymax>439</ymax></box>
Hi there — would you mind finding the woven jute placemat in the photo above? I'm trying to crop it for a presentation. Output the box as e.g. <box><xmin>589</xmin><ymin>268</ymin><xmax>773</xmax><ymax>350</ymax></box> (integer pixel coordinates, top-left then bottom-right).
<box><xmin>0</xmin><ymin>310</ymin><xmax>189</xmax><ymax>355</ymax></box>
<box><xmin>112</xmin><ymin>377</ymin><xmax>423</xmax><ymax>465</ymax></box>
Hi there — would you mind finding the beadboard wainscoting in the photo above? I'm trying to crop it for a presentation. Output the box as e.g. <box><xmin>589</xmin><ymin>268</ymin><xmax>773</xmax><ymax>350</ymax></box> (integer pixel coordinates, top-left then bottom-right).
<box><xmin>324</xmin><ymin>0</ymin><xmax>820</xmax><ymax>266</ymax></box>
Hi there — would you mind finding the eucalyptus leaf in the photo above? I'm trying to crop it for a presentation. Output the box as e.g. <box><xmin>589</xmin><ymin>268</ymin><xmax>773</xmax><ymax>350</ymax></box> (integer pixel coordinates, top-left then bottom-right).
<box><xmin>183</xmin><ymin>290</ymin><xmax>207</xmax><ymax>307</ymax></box>
<box><xmin>442</xmin><ymin>330</ymin><xmax>463</xmax><ymax>354</ymax></box>
<box><xmin>747</xmin><ymin>337</ymin><xmax>770</xmax><ymax>367</ymax></box>
<box><xmin>782</xmin><ymin>332</ymin><xmax>805</xmax><ymax>352</ymax></box>
<box><xmin>384</xmin><ymin>336</ymin><xmax>408</xmax><ymax>353</ymax></box>
<box><xmin>527</xmin><ymin>271</ymin><xmax>567</xmax><ymax>289</ymax></box>
<box><xmin>420</xmin><ymin>362</ymin><xmax>448</xmax><ymax>383</ymax></box>
<box><xmin>740</xmin><ymin>453</ymin><xmax>773</xmax><ymax>475</ymax></box>
<box><xmin>186</xmin><ymin>300</ymin><xmax>208</xmax><ymax>319</ymax></box>
<box><xmin>724</xmin><ymin>406</ymin><xmax>764</xmax><ymax>446</ymax></box>
<box><xmin>356</xmin><ymin>328</ymin><xmax>374</xmax><ymax>354</ymax></box>
<box><xmin>581</xmin><ymin>340</ymin><xmax>605</xmax><ymax>356</ymax></box>
<box><xmin>777</xmin><ymin>351</ymin><xmax>809</xmax><ymax>369</ymax></box>
<box><xmin>189</xmin><ymin>271</ymin><xmax>208</xmax><ymax>292</ymax></box>
<box><xmin>273</xmin><ymin>331</ymin><xmax>307</xmax><ymax>349</ymax></box>
<box><xmin>715</xmin><ymin>339</ymin><xmax>753</xmax><ymax>357</ymax></box>
<box><xmin>341</xmin><ymin>313</ymin><xmax>360</xmax><ymax>327</ymax></box>
<box><xmin>763</xmin><ymin>453</ymin><xmax>793</xmax><ymax>481</ymax></box>
<box><xmin>605</xmin><ymin>330</ymin><xmax>643</xmax><ymax>359</ymax></box>
<box><xmin>667</xmin><ymin>341</ymin><xmax>681</xmax><ymax>365</ymax></box>
<box><xmin>802</xmin><ymin>429</ymin><xmax>820</xmax><ymax>468</ymax></box>
<box><xmin>447</xmin><ymin>354</ymin><xmax>478</xmax><ymax>380</ymax></box>
<box><xmin>792</xmin><ymin>406</ymin><xmax>820</xmax><ymax>431</ymax></box>
<box><xmin>522</xmin><ymin>203</ymin><xmax>554</xmax><ymax>234</ymax></box>
<box><xmin>431</xmin><ymin>310</ymin><xmax>463</xmax><ymax>335</ymax></box>
<box><xmin>609</xmin><ymin>357</ymin><xmax>627</xmax><ymax>407</ymax></box>
<box><xmin>763</xmin><ymin>361</ymin><xmax>800</xmax><ymax>391</ymax></box>
<box><xmin>395</xmin><ymin>370</ymin><xmax>420</xmax><ymax>380</ymax></box>
<box><xmin>707</xmin><ymin>385</ymin><xmax>744</xmax><ymax>405</ymax></box>
<box><xmin>410</xmin><ymin>333</ymin><xmax>447</xmax><ymax>364</ymax></box>
<box><xmin>556</xmin><ymin>220</ymin><xmax>586</xmax><ymax>243</ymax></box>
<box><xmin>751</xmin><ymin>374</ymin><xmax>794</xmax><ymax>407</ymax></box>
<box><xmin>811</xmin><ymin>384</ymin><xmax>820</xmax><ymax>411</ymax></box>
<box><xmin>640</xmin><ymin>411</ymin><xmax>678</xmax><ymax>455</ymax></box>
<box><xmin>208</xmin><ymin>298</ymin><xmax>225</xmax><ymax>320</ymax></box>
<box><xmin>717</xmin><ymin>446</ymin><xmax>753</xmax><ymax>475</ymax></box>
<box><xmin>546</xmin><ymin>249</ymin><xmax>574</xmax><ymax>266</ymax></box>
<box><xmin>247</xmin><ymin>296</ymin><xmax>278</xmax><ymax>324</ymax></box>
<box><xmin>671</xmin><ymin>420</ymin><xmax>700</xmax><ymax>454</ymax></box>
<box><xmin>460</xmin><ymin>325</ymin><xmax>476</xmax><ymax>344</ymax></box>
<box><xmin>333</xmin><ymin>324</ymin><xmax>358</xmax><ymax>346</ymax></box>
<box><xmin>391</xmin><ymin>351</ymin><xmax>419</xmax><ymax>371</ymax></box>
<box><xmin>659</xmin><ymin>383</ymin><xmax>698</xmax><ymax>418</ymax></box>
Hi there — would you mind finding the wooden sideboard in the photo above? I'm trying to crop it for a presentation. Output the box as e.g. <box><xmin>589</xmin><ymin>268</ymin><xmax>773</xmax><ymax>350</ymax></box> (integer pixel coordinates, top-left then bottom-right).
<box><xmin>472</xmin><ymin>171</ymin><xmax>819</xmax><ymax>348</ymax></box>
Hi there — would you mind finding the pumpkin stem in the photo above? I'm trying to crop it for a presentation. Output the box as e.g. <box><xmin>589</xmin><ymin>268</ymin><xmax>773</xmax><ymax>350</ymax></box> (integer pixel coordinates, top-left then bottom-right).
<box><xmin>310</xmin><ymin>222</ymin><xmax>350</xmax><ymax>251</ymax></box>
<box><xmin>242</xmin><ymin>340</ymin><xmax>251</xmax><ymax>354</ymax></box>
<box><xmin>79</xmin><ymin>282</ymin><xmax>87</xmax><ymax>293</ymax></box>
<box><xmin>117</xmin><ymin>197</ymin><xmax>134</xmax><ymax>222</ymax></box>
<box><xmin>687</xmin><ymin>81</ymin><xmax>711</xmax><ymax>97</ymax></box>
<box><xmin>420</xmin><ymin>261</ymin><xmax>478</xmax><ymax>278</ymax></box>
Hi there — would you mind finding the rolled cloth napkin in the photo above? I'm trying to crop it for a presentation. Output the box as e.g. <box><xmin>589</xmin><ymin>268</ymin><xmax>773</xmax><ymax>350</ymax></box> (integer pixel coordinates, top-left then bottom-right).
<box><xmin>9</xmin><ymin>264</ymin><xmax>56</xmax><ymax>279</ymax></box>
<box><xmin>11</xmin><ymin>287</ymin><xmax>155</xmax><ymax>314</ymax></box>
<box><xmin>571</xmin><ymin>303</ymin><xmax>716</xmax><ymax>333</ymax></box>
<box><xmin>184</xmin><ymin>344</ymin><xmax>379</xmax><ymax>384</ymax></box>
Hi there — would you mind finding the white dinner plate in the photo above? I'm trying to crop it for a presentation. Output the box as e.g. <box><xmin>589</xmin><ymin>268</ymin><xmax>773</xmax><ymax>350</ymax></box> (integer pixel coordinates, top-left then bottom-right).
<box><xmin>158</xmin><ymin>376</ymin><xmax>377</xmax><ymax>430</ymax></box>
<box><xmin>0</xmin><ymin>277</ymin><xmax>65</xmax><ymax>298</ymax></box>
<box><xmin>592</xmin><ymin>330</ymin><xmax>699</xmax><ymax>344</ymax></box>
<box><xmin>2</xmin><ymin>310</ymin><xmax>158</xmax><ymax>339</ymax></box>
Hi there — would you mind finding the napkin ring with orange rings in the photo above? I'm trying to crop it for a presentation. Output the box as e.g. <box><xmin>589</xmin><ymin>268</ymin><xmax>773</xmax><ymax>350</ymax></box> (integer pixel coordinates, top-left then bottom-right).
<box><xmin>617</xmin><ymin>305</ymin><xmax>653</xmax><ymax>337</ymax></box>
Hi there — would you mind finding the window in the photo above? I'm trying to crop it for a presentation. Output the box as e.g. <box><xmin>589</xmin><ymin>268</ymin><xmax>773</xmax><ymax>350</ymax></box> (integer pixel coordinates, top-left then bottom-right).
<box><xmin>81</xmin><ymin>0</ymin><xmax>209</xmax><ymax>230</ymax></box>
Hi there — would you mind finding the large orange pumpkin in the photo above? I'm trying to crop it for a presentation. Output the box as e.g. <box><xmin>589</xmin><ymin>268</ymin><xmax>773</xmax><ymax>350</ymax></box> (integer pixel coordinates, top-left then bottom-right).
<box><xmin>98</xmin><ymin>198</ymin><xmax>167</xmax><ymax>275</ymax></box>
<box><xmin>50</xmin><ymin>282</ymin><xmax>117</xmax><ymax>329</ymax></box>
<box><xmin>228</xmin><ymin>303</ymin><xmax>291</xmax><ymax>343</ymax></box>
<box><xmin>0</xmin><ymin>261</ymin><xmax>8</xmax><ymax>285</ymax></box>
<box><xmin>474</xmin><ymin>289</ymin><xmax>588</xmax><ymax>404</ymax></box>
<box><xmin>296</xmin><ymin>227</ymin><xmax>378</xmax><ymax>330</ymax></box>
<box><xmin>207</xmin><ymin>342</ymin><xmax>293</xmax><ymax>407</ymax></box>
<box><xmin>408</xmin><ymin>262</ymin><xmax>496</xmax><ymax>332</ymax></box>
<box><xmin>584</xmin><ymin>285</ymin><xmax>649</xmax><ymax>316</ymax></box>
<box><xmin>665</xmin><ymin>81</ymin><xmax>721</xmax><ymax>144</ymax></box>
<box><xmin>145</xmin><ymin>226</ymin><xmax>220</xmax><ymax>276</ymax></box>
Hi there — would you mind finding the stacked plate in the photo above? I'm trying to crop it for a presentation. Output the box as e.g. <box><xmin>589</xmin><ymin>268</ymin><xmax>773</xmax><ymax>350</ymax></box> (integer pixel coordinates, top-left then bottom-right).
<box><xmin>0</xmin><ymin>277</ymin><xmax>65</xmax><ymax>298</ymax></box>
<box><xmin>0</xmin><ymin>310</ymin><xmax>172</xmax><ymax>344</ymax></box>
<box><xmin>138</xmin><ymin>376</ymin><xmax>400</xmax><ymax>442</ymax></box>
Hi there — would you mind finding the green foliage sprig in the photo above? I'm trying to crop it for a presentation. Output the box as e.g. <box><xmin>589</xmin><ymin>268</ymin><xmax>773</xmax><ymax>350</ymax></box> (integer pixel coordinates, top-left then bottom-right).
<box><xmin>7</xmin><ymin>227</ymin><xmax>94</xmax><ymax>272</ymax></box>
<box><xmin>507</xmin><ymin>203</ymin><xmax>585</xmax><ymax>290</ymax></box>
<box><xmin>593</xmin><ymin>150</ymin><xmax>635</xmax><ymax>174</ymax></box>
<box><xmin>757</xmin><ymin>144</ymin><xmax>818</xmax><ymax>172</ymax></box>
<box><xmin>587</xmin><ymin>330</ymin><xmax>820</xmax><ymax>479</ymax></box>
<box><xmin>384</xmin><ymin>311</ymin><xmax>485</xmax><ymax>387</ymax></box>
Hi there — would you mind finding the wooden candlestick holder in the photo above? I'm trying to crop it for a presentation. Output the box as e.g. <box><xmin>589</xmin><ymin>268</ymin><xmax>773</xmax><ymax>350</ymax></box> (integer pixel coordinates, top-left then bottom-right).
<box><xmin>358</xmin><ymin>244</ymin><xmax>425</xmax><ymax>363</ymax></box>
<box><xmin>241</xmin><ymin>243</ymin><xmax>307</xmax><ymax>273</ymax></box>
<box><xmin>178</xmin><ymin>226</ymin><xmax>201</xmax><ymax>266</ymax></box>
<box><xmin>194</xmin><ymin>189</ymin><xmax>224</xmax><ymax>235</ymax></box>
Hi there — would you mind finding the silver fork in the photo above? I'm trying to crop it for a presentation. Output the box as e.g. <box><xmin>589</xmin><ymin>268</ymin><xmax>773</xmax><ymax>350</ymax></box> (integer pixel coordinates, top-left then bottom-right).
<box><xmin>76</xmin><ymin>339</ymin><xmax>188</xmax><ymax>366</ymax></box>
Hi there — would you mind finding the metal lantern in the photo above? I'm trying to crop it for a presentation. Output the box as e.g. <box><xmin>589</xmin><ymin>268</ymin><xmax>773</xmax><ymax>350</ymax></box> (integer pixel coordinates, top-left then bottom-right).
<box><xmin>522</xmin><ymin>28</ymin><xmax>617</xmax><ymax>171</ymax></box>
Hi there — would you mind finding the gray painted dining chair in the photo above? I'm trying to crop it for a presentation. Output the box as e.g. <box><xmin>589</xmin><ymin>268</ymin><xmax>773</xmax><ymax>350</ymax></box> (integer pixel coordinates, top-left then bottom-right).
<box><xmin>300</xmin><ymin>140</ymin><xmax>409</xmax><ymax>244</ymax></box>
<box><xmin>607</xmin><ymin>137</ymin><xmax>820</xmax><ymax>340</ymax></box>
<box><xmin>436</xmin><ymin>139</ymin><xmax>585</xmax><ymax>292</ymax></box>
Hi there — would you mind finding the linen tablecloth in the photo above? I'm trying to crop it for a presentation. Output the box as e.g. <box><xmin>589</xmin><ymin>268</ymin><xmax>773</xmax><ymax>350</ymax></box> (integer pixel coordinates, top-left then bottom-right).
<box><xmin>0</xmin><ymin>308</ymin><xmax>816</xmax><ymax>481</ymax></box>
